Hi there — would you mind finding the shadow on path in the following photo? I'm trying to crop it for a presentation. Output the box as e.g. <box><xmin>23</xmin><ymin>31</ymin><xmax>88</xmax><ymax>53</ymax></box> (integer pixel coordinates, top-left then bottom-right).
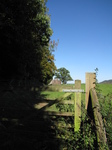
<box><xmin>0</xmin><ymin>81</ymin><xmax>63</xmax><ymax>150</ymax></box>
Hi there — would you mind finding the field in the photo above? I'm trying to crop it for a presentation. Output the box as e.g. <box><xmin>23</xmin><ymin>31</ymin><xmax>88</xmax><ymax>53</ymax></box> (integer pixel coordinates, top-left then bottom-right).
<box><xmin>41</xmin><ymin>83</ymin><xmax>112</xmax><ymax>101</ymax></box>
<box><xmin>41</xmin><ymin>84</ymin><xmax>85</xmax><ymax>98</ymax></box>
<box><xmin>0</xmin><ymin>82</ymin><xmax>112</xmax><ymax>149</ymax></box>
<box><xmin>98</xmin><ymin>83</ymin><xmax>112</xmax><ymax>95</ymax></box>
<box><xmin>42</xmin><ymin>83</ymin><xmax>112</xmax><ymax>95</ymax></box>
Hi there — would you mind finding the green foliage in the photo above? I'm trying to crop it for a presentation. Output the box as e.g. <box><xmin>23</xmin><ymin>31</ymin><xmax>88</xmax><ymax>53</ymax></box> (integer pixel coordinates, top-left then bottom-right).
<box><xmin>44</xmin><ymin>90</ymin><xmax>97</xmax><ymax>149</ymax></box>
<box><xmin>95</xmin><ymin>68</ymin><xmax>111</xmax><ymax>149</ymax></box>
<box><xmin>94</xmin><ymin>68</ymin><xmax>102</xmax><ymax>97</ymax></box>
<box><xmin>55</xmin><ymin>102</ymin><xmax>97</xmax><ymax>149</ymax></box>
<box><xmin>56</xmin><ymin>94</ymin><xmax>74</xmax><ymax>112</ymax></box>
<box><xmin>99</xmin><ymin>93</ymin><xmax>112</xmax><ymax>149</ymax></box>
<box><xmin>0</xmin><ymin>0</ymin><xmax>56</xmax><ymax>84</ymax></box>
<box><xmin>55</xmin><ymin>67</ymin><xmax>73</xmax><ymax>84</ymax></box>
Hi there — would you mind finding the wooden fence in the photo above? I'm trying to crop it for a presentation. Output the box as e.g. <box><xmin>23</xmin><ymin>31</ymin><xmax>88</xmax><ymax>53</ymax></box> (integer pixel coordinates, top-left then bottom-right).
<box><xmin>85</xmin><ymin>73</ymin><xmax>107</xmax><ymax>149</ymax></box>
<box><xmin>28</xmin><ymin>73</ymin><xmax>107</xmax><ymax>147</ymax></box>
<box><xmin>0</xmin><ymin>74</ymin><xmax>108</xmax><ymax>149</ymax></box>
<box><xmin>51</xmin><ymin>72</ymin><xmax>108</xmax><ymax>148</ymax></box>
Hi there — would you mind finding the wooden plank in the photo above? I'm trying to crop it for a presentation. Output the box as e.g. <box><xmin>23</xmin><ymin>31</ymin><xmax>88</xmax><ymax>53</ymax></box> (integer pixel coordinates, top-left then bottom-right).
<box><xmin>6</xmin><ymin>93</ymin><xmax>73</xmax><ymax>122</ymax></box>
<box><xmin>35</xmin><ymin>93</ymin><xmax>73</xmax><ymax>112</ymax></box>
<box><xmin>85</xmin><ymin>72</ymin><xmax>96</xmax><ymax>109</ymax></box>
<box><xmin>34</xmin><ymin>100</ymin><xmax>74</xmax><ymax>110</ymax></box>
<box><xmin>63</xmin><ymin>89</ymin><xmax>84</xmax><ymax>92</ymax></box>
<box><xmin>59</xmin><ymin>100</ymin><xmax>74</xmax><ymax>104</ymax></box>
<box><xmin>43</xmin><ymin>111</ymin><xmax>74</xmax><ymax>116</ymax></box>
<box><xmin>74</xmin><ymin>80</ymin><xmax>81</xmax><ymax>132</ymax></box>
<box><xmin>90</xmin><ymin>88</ymin><xmax>107</xmax><ymax>147</ymax></box>
<box><xmin>74</xmin><ymin>92</ymin><xmax>81</xmax><ymax>131</ymax></box>
<box><xmin>62</xmin><ymin>92</ymin><xmax>72</xmax><ymax>98</ymax></box>
<box><xmin>34</xmin><ymin>102</ymin><xmax>48</xmax><ymax>109</ymax></box>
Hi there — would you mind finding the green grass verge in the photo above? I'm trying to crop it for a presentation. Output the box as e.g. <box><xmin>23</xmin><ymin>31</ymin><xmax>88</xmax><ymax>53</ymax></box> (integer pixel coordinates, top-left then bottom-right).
<box><xmin>41</xmin><ymin>91</ymin><xmax>65</xmax><ymax>100</ymax></box>
<box><xmin>98</xmin><ymin>83</ymin><xmax>112</xmax><ymax>96</ymax></box>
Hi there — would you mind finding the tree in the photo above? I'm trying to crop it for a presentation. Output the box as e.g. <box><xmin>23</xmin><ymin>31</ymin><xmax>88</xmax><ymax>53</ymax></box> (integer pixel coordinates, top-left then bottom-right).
<box><xmin>40</xmin><ymin>45</ymin><xmax>57</xmax><ymax>84</ymax></box>
<box><xmin>55</xmin><ymin>67</ymin><xmax>73</xmax><ymax>84</ymax></box>
<box><xmin>0</xmin><ymin>0</ymin><xmax>57</xmax><ymax>84</ymax></box>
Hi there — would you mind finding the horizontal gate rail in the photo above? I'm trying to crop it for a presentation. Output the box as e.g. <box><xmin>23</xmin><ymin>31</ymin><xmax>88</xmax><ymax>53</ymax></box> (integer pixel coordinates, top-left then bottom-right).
<box><xmin>43</xmin><ymin>111</ymin><xmax>74</xmax><ymax>116</ymax></box>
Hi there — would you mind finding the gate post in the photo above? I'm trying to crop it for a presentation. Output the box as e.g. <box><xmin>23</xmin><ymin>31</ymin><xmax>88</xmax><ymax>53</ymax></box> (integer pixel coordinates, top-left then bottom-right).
<box><xmin>74</xmin><ymin>80</ymin><xmax>81</xmax><ymax>132</ymax></box>
<box><xmin>85</xmin><ymin>73</ymin><xmax>96</xmax><ymax>109</ymax></box>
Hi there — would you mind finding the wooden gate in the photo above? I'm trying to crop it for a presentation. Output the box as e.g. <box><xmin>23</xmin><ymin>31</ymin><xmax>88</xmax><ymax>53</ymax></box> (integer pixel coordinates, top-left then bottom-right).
<box><xmin>0</xmin><ymin>74</ymin><xmax>107</xmax><ymax>149</ymax></box>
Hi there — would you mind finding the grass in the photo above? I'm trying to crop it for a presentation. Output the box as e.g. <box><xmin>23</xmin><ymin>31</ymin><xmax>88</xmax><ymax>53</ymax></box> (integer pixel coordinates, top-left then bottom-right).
<box><xmin>41</xmin><ymin>91</ymin><xmax>65</xmax><ymax>100</ymax></box>
<box><xmin>98</xmin><ymin>83</ymin><xmax>112</xmax><ymax>96</ymax></box>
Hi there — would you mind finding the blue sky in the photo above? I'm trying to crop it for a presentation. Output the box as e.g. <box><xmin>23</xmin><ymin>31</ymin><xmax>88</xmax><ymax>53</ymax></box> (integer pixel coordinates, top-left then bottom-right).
<box><xmin>46</xmin><ymin>0</ymin><xmax>112</xmax><ymax>83</ymax></box>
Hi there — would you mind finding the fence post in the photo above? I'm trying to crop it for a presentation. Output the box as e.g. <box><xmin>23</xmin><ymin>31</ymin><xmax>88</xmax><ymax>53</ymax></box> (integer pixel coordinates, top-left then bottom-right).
<box><xmin>85</xmin><ymin>73</ymin><xmax>96</xmax><ymax>109</ymax></box>
<box><xmin>74</xmin><ymin>80</ymin><xmax>81</xmax><ymax>132</ymax></box>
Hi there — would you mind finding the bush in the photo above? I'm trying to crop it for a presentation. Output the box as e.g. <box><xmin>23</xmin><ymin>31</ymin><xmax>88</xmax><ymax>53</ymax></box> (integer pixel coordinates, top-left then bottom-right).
<box><xmin>99</xmin><ymin>93</ymin><xmax>112</xmax><ymax>149</ymax></box>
